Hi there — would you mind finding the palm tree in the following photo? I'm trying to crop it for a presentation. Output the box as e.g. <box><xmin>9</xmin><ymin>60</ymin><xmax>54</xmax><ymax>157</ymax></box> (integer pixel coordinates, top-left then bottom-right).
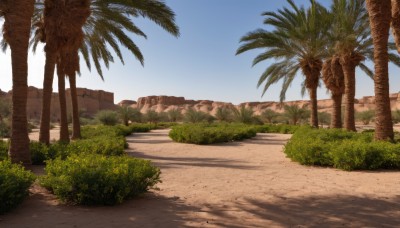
<box><xmin>283</xmin><ymin>104</ymin><xmax>310</xmax><ymax>125</ymax></box>
<box><xmin>33</xmin><ymin>0</ymin><xmax>179</xmax><ymax>143</ymax></box>
<box><xmin>1</xmin><ymin>0</ymin><xmax>34</xmax><ymax>163</ymax></box>
<box><xmin>215</xmin><ymin>107</ymin><xmax>232</xmax><ymax>122</ymax></box>
<box><xmin>366</xmin><ymin>0</ymin><xmax>394</xmax><ymax>140</ymax></box>
<box><xmin>321</xmin><ymin>57</ymin><xmax>344</xmax><ymax>128</ymax></box>
<box><xmin>261</xmin><ymin>109</ymin><xmax>279</xmax><ymax>124</ymax></box>
<box><xmin>236</xmin><ymin>0</ymin><xmax>329</xmax><ymax>128</ymax></box>
<box><xmin>36</xmin><ymin>0</ymin><xmax>91</xmax><ymax>145</ymax></box>
<box><xmin>233</xmin><ymin>106</ymin><xmax>255</xmax><ymax>124</ymax></box>
<box><xmin>392</xmin><ymin>0</ymin><xmax>400</xmax><ymax>53</ymax></box>
<box><xmin>329</xmin><ymin>0</ymin><xmax>373</xmax><ymax>131</ymax></box>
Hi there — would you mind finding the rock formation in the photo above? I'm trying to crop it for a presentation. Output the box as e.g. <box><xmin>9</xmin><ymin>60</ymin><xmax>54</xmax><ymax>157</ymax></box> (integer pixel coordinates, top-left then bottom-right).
<box><xmin>118</xmin><ymin>93</ymin><xmax>400</xmax><ymax>116</ymax></box>
<box><xmin>2</xmin><ymin>86</ymin><xmax>116</xmax><ymax>121</ymax></box>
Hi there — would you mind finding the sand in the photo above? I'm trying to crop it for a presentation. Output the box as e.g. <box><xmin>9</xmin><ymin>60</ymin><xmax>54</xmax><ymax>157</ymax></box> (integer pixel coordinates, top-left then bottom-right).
<box><xmin>1</xmin><ymin>129</ymin><xmax>400</xmax><ymax>227</ymax></box>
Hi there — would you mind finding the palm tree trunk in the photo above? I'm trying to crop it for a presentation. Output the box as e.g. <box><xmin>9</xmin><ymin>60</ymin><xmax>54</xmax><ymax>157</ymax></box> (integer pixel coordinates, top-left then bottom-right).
<box><xmin>366</xmin><ymin>0</ymin><xmax>394</xmax><ymax>140</ymax></box>
<box><xmin>4</xmin><ymin>0</ymin><xmax>34</xmax><ymax>164</ymax></box>
<box><xmin>39</xmin><ymin>51</ymin><xmax>57</xmax><ymax>145</ymax></box>
<box><xmin>69</xmin><ymin>73</ymin><xmax>81</xmax><ymax>139</ymax></box>
<box><xmin>392</xmin><ymin>0</ymin><xmax>400</xmax><ymax>53</ymax></box>
<box><xmin>340</xmin><ymin>59</ymin><xmax>357</xmax><ymax>131</ymax></box>
<box><xmin>331</xmin><ymin>93</ymin><xmax>343</xmax><ymax>128</ymax></box>
<box><xmin>308</xmin><ymin>86</ymin><xmax>319</xmax><ymax>128</ymax></box>
<box><xmin>57</xmin><ymin>64</ymin><xmax>70</xmax><ymax>143</ymax></box>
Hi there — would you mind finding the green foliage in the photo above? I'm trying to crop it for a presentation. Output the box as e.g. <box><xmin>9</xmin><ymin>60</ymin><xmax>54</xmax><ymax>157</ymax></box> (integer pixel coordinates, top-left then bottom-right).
<box><xmin>0</xmin><ymin>160</ymin><xmax>35</xmax><ymax>214</ymax></box>
<box><xmin>283</xmin><ymin>105</ymin><xmax>310</xmax><ymax>125</ymax></box>
<box><xmin>96</xmin><ymin>110</ymin><xmax>119</xmax><ymax>126</ymax></box>
<box><xmin>356</xmin><ymin>110</ymin><xmax>375</xmax><ymax>125</ymax></box>
<box><xmin>215</xmin><ymin>107</ymin><xmax>233</xmax><ymax>122</ymax></box>
<box><xmin>167</xmin><ymin>109</ymin><xmax>183</xmax><ymax>122</ymax></box>
<box><xmin>255</xmin><ymin>124</ymin><xmax>301</xmax><ymax>134</ymax></box>
<box><xmin>144</xmin><ymin>110</ymin><xmax>161</xmax><ymax>124</ymax></box>
<box><xmin>284</xmin><ymin>127</ymin><xmax>400</xmax><ymax>170</ymax></box>
<box><xmin>184</xmin><ymin>109</ymin><xmax>212</xmax><ymax>123</ymax></box>
<box><xmin>40</xmin><ymin>154</ymin><xmax>160</xmax><ymax>205</ymax></box>
<box><xmin>392</xmin><ymin>109</ymin><xmax>400</xmax><ymax>124</ymax></box>
<box><xmin>318</xmin><ymin>111</ymin><xmax>331</xmax><ymax>127</ymax></box>
<box><xmin>118</xmin><ymin>106</ymin><xmax>141</xmax><ymax>126</ymax></box>
<box><xmin>169</xmin><ymin>123</ymin><xmax>257</xmax><ymax>145</ymax></box>
<box><xmin>30</xmin><ymin>142</ymin><xmax>50</xmax><ymax>165</ymax></box>
<box><xmin>261</xmin><ymin>109</ymin><xmax>279</xmax><ymax>123</ymax></box>
<box><xmin>0</xmin><ymin>140</ymin><xmax>8</xmax><ymax>161</ymax></box>
<box><xmin>0</xmin><ymin>119</ymin><xmax>11</xmax><ymax>138</ymax></box>
<box><xmin>233</xmin><ymin>106</ymin><xmax>257</xmax><ymax>124</ymax></box>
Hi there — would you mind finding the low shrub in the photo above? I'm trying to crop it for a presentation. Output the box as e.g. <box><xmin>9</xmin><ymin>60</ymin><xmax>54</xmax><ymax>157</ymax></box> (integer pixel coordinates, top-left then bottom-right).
<box><xmin>96</xmin><ymin>110</ymin><xmax>119</xmax><ymax>126</ymax></box>
<box><xmin>40</xmin><ymin>154</ymin><xmax>160</xmax><ymax>205</ymax></box>
<box><xmin>0</xmin><ymin>140</ymin><xmax>9</xmax><ymax>161</ymax></box>
<box><xmin>255</xmin><ymin>124</ymin><xmax>301</xmax><ymax>134</ymax></box>
<box><xmin>0</xmin><ymin>160</ymin><xmax>35</xmax><ymax>214</ymax></box>
<box><xmin>30</xmin><ymin>142</ymin><xmax>50</xmax><ymax>165</ymax></box>
<box><xmin>169</xmin><ymin>123</ymin><xmax>257</xmax><ymax>144</ymax></box>
<box><xmin>284</xmin><ymin>127</ymin><xmax>400</xmax><ymax>171</ymax></box>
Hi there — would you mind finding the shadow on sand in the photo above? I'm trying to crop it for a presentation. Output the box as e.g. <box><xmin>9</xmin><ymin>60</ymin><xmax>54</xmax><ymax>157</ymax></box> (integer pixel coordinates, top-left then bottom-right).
<box><xmin>126</xmin><ymin>151</ymin><xmax>260</xmax><ymax>170</ymax></box>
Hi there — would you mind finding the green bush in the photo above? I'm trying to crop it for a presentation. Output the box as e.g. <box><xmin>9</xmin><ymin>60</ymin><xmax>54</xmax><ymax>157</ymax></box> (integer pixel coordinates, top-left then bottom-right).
<box><xmin>0</xmin><ymin>160</ymin><xmax>35</xmax><ymax>214</ymax></box>
<box><xmin>284</xmin><ymin>127</ymin><xmax>400</xmax><ymax>171</ymax></box>
<box><xmin>96</xmin><ymin>110</ymin><xmax>119</xmax><ymax>126</ymax></box>
<box><xmin>0</xmin><ymin>140</ymin><xmax>9</xmax><ymax>161</ymax></box>
<box><xmin>169</xmin><ymin>123</ymin><xmax>257</xmax><ymax>144</ymax></box>
<box><xmin>40</xmin><ymin>154</ymin><xmax>160</xmax><ymax>205</ymax></box>
<box><xmin>255</xmin><ymin>124</ymin><xmax>301</xmax><ymax>134</ymax></box>
<box><xmin>30</xmin><ymin>142</ymin><xmax>50</xmax><ymax>165</ymax></box>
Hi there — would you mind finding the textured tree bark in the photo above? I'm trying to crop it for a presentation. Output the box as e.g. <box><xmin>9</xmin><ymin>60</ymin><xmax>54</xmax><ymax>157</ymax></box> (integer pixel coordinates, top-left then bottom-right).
<box><xmin>392</xmin><ymin>0</ymin><xmax>400</xmax><ymax>53</ymax></box>
<box><xmin>57</xmin><ymin>64</ymin><xmax>70</xmax><ymax>143</ymax></box>
<box><xmin>69</xmin><ymin>73</ymin><xmax>81</xmax><ymax>139</ymax></box>
<box><xmin>39</xmin><ymin>51</ymin><xmax>57</xmax><ymax>145</ymax></box>
<box><xmin>340</xmin><ymin>57</ymin><xmax>357</xmax><ymax>131</ymax></box>
<box><xmin>308</xmin><ymin>86</ymin><xmax>319</xmax><ymax>128</ymax></box>
<box><xmin>4</xmin><ymin>0</ymin><xmax>34</xmax><ymax>164</ymax></box>
<box><xmin>367</xmin><ymin>0</ymin><xmax>394</xmax><ymax>141</ymax></box>
<box><xmin>331</xmin><ymin>94</ymin><xmax>343</xmax><ymax>128</ymax></box>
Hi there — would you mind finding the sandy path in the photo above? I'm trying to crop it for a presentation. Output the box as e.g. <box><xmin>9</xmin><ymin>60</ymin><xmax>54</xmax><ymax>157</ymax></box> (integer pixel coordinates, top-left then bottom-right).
<box><xmin>1</xmin><ymin>129</ymin><xmax>400</xmax><ymax>227</ymax></box>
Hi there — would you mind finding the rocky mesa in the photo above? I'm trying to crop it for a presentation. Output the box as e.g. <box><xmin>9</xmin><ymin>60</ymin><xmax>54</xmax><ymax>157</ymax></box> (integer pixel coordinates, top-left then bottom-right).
<box><xmin>119</xmin><ymin>93</ymin><xmax>400</xmax><ymax>115</ymax></box>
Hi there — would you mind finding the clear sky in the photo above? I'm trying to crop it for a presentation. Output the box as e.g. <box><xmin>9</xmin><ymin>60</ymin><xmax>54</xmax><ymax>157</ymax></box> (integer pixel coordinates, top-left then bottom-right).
<box><xmin>1</xmin><ymin>0</ymin><xmax>400</xmax><ymax>104</ymax></box>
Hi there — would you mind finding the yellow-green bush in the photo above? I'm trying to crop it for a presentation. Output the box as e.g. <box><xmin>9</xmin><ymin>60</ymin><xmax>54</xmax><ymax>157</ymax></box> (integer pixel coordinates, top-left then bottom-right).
<box><xmin>0</xmin><ymin>160</ymin><xmax>35</xmax><ymax>214</ymax></box>
<box><xmin>169</xmin><ymin>123</ymin><xmax>257</xmax><ymax>144</ymax></box>
<box><xmin>40</xmin><ymin>154</ymin><xmax>160</xmax><ymax>205</ymax></box>
<box><xmin>284</xmin><ymin>127</ymin><xmax>400</xmax><ymax>170</ymax></box>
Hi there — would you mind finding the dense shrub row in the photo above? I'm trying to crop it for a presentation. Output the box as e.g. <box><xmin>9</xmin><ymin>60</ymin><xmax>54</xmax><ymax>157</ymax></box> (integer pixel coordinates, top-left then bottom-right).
<box><xmin>169</xmin><ymin>123</ymin><xmax>257</xmax><ymax>144</ymax></box>
<box><xmin>284</xmin><ymin>127</ymin><xmax>400</xmax><ymax>170</ymax></box>
<box><xmin>0</xmin><ymin>160</ymin><xmax>35</xmax><ymax>214</ymax></box>
<box><xmin>41</xmin><ymin>154</ymin><xmax>160</xmax><ymax>205</ymax></box>
<box><xmin>255</xmin><ymin>124</ymin><xmax>301</xmax><ymax>134</ymax></box>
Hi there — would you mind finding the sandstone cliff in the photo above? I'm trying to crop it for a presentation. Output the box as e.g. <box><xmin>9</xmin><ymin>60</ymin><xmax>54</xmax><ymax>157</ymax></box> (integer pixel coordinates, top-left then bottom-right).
<box><xmin>2</xmin><ymin>86</ymin><xmax>116</xmax><ymax>121</ymax></box>
<box><xmin>119</xmin><ymin>93</ymin><xmax>400</xmax><ymax>115</ymax></box>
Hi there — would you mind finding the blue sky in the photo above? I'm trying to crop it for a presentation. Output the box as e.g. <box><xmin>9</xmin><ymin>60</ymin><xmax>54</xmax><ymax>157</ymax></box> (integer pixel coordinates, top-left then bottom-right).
<box><xmin>1</xmin><ymin>0</ymin><xmax>400</xmax><ymax>104</ymax></box>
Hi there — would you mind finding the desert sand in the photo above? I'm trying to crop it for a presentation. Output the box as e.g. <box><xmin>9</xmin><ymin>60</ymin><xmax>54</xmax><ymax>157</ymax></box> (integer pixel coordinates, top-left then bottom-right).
<box><xmin>1</xmin><ymin>129</ymin><xmax>400</xmax><ymax>227</ymax></box>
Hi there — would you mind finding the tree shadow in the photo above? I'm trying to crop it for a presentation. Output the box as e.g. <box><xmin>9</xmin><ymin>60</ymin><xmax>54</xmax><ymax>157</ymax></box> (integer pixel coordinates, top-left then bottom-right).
<box><xmin>0</xmin><ymin>185</ymin><xmax>202</xmax><ymax>228</ymax></box>
<box><xmin>126</xmin><ymin>151</ymin><xmax>260</xmax><ymax>170</ymax></box>
<box><xmin>208</xmin><ymin>194</ymin><xmax>400</xmax><ymax>227</ymax></box>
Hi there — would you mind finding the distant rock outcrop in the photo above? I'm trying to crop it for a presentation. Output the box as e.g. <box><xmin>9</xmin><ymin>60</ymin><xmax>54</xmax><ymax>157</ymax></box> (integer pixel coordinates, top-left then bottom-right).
<box><xmin>2</xmin><ymin>86</ymin><xmax>116</xmax><ymax>121</ymax></box>
<box><xmin>120</xmin><ymin>93</ymin><xmax>400</xmax><ymax>116</ymax></box>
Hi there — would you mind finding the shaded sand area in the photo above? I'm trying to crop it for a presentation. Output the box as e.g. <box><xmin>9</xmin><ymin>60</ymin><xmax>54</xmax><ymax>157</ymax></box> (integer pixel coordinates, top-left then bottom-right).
<box><xmin>2</xmin><ymin>130</ymin><xmax>400</xmax><ymax>227</ymax></box>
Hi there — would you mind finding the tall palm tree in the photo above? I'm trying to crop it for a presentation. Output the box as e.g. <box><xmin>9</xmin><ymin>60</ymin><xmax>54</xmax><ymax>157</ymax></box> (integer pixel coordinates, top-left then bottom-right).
<box><xmin>329</xmin><ymin>0</ymin><xmax>373</xmax><ymax>131</ymax></box>
<box><xmin>321</xmin><ymin>56</ymin><xmax>344</xmax><ymax>128</ymax></box>
<box><xmin>33</xmin><ymin>0</ymin><xmax>179</xmax><ymax>143</ymax></box>
<box><xmin>1</xmin><ymin>0</ymin><xmax>34</xmax><ymax>163</ymax></box>
<box><xmin>236</xmin><ymin>0</ymin><xmax>329</xmax><ymax>128</ymax></box>
<box><xmin>366</xmin><ymin>0</ymin><xmax>394</xmax><ymax>140</ymax></box>
<box><xmin>392</xmin><ymin>0</ymin><xmax>400</xmax><ymax>53</ymax></box>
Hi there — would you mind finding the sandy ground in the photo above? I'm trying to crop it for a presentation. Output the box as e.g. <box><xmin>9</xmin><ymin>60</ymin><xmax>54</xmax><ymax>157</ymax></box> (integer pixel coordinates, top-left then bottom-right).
<box><xmin>1</xmin><ymin>129</ymin><xmax>400</xmax><ymax>227</ymax></box>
